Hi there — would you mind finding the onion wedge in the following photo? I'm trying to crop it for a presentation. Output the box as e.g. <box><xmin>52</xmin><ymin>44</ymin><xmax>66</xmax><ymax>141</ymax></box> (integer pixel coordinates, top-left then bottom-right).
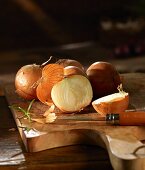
<box><xmin>92</xmin><ymin>91</ymin><xmax>129</xmax><ymax>116</ymax></box>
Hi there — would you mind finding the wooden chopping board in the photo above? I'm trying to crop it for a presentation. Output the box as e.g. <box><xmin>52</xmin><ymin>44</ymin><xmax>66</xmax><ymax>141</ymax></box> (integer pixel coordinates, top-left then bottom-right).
<box><xmin>4</xmin><ymin>73</ymin><xmax>145</xmax><ymax>170</ymax></box>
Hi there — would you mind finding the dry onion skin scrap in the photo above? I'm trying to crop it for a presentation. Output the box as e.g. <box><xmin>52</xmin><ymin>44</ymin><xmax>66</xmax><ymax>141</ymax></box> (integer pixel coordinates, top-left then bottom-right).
<box><xmin>92</xmin><ymin>86</ymin><xmax>129</xmax><ymax>116</ymax></box>
<box><xmin>86</xmin><ymin>61</ymin><xmax>121</xmax><ymax>98</ymax></box>
<box><xmin>51</xmin><ymin>75</ymin><xmax>93</xmax><ymax>112</ymax></box>
<box><xmin>15</xmin><ymin>64</ymin><xmax>42</xmax><ymax>100</ymax></box>
<box><xmin>36</xmin><ymin>64</ymin><xmax>64</xmax><ymax>106</ymax></box>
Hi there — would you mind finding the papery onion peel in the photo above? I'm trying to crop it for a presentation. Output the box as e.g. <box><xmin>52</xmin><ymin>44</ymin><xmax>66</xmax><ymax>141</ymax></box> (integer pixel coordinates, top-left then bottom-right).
<box><xmin>64</xmin><ymin>65</ymin><xmax>87</xmax><ymax>77</ymax></box>
<box><xmin>57</xmin><ymin>59</ymin><xmax>85</xmax><ymax>71</ymax></box>
<box><xmin>36</xmin><ymin>64</ymin><xmax>64</xmax><ymax>106</ymax></box>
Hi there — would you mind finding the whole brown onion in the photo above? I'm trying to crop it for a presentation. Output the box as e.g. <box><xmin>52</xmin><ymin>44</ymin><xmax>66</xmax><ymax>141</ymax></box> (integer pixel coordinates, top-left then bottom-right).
<box><xmin>15</xmin><ymin>64</ymin><xmax>42</xmax><ymax>100</ymax></box>
<box><xmin>56</xmin><ymin>59</ymin><xmax>85</xmax><ymax>71</ymax></box>
<box><xmin>86</xmin><ymin>61</ymin><xmax>121</xmax><ymax>98</ymax></box>
<box><xmin>64</xmin><ymin>66</ymin><xmax>87</xmax><ymax>77</ymax></box>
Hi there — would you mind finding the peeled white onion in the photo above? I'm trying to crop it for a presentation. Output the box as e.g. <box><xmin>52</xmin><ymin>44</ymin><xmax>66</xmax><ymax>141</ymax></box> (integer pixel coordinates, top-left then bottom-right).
<box><xmin>86</xmin><ymin>61</ymin><xmax>121</xmax><ymax>98</ymax></box>
<box><xmin>51</xmin><ymin>75</ymin><xmax>93</xmax><ymax>112</ymax></box>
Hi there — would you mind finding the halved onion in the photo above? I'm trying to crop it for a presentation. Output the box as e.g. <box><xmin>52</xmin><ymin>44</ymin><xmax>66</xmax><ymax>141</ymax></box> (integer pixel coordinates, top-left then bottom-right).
<box><xmin>36</xmin><ymin>64</ymin><xmax>64</xmax><ymax>105</ymax></box>
<box><xmin>51</xmin><ymin>75</ymin><xmax>93</xmax><ymax>112</ymax></box>
<box><xmin>92</xmin><ymin>91</ymin><xmax>129</xmax><ymax>116</ymax></box>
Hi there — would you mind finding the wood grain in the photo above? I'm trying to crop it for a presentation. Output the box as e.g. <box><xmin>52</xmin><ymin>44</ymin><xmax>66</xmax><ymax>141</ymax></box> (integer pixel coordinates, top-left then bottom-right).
<box><xmin>5</xmin><ymin>73</ymin><xmax>145</xmax><ymax>170</ymax></box>
<box><xmin>0</xmin><ymin>96</ymin><xmax>113</xmax><ymax>170</ymax></box>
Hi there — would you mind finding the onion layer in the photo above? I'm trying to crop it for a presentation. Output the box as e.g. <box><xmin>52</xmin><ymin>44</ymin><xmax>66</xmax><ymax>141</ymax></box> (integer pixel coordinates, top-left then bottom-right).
<box><xmin>51</xmin><ymin>75</ymin><xmax>93</xmax><ymax>112</ymax></box>
<box><xmin>36</xmin><ymin>64</ymin><xmax>64</xmax><ymax>105</ymax></box>
<box><xmin>15</xmin><ymin>64</ymin><xmax>42</xmax><ymax>100</ymax></box>
<box><xmin>92</xmin><ymin>91</ymin><xmax>129</xmax><ymax>116</ymax></box>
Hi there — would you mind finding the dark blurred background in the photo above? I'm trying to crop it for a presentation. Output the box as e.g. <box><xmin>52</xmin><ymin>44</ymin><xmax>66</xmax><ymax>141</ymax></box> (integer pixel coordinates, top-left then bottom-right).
<box><xmin>1</xmin><ymin>0</ymin><xmax>145</xmax><ymax>73</ymax></box>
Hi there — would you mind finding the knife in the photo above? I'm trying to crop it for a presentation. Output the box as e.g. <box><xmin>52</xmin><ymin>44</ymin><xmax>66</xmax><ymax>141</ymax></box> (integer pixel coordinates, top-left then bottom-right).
<box><xmin>107</xmin><ymin>111</ymin><xmax>145</xmax><ymax>126</ymax></box>
<box><xmin>57</xmin><ymin>111</ymin><xmax>145</xmax><ymax>126</ymax></box>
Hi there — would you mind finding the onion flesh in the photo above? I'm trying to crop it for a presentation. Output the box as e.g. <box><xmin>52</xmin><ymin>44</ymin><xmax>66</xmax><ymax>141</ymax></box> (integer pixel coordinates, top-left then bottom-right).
<box><xmin>51</xmin><ymin>75</ymin><xmax>93</xmax><ymax>112</ymax></box>
<box><xmin>92</xmin><ymin>91</ymin><xmax>129</xmax><ymax>116</ymax></box>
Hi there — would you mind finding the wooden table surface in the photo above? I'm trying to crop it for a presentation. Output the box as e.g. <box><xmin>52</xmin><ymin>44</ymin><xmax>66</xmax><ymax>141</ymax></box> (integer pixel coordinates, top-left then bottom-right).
<box><xmin>0</xmin><ymin>50</ymin><xmax>114</xmax><ymax>170</ymax></box>
<box><xmin>2</xmin><ymin>48</ymin><xmax>145</xmax><ymax>170</ymax></box>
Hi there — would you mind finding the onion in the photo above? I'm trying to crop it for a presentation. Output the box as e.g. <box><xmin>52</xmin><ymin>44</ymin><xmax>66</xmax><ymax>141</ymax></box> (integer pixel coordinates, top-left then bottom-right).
<box><xmin>57</xmin><ymin>59</ymin><xmax>85</xmax><ymax>71</ymax></box>
<box><xmin>64</xmin><ymin>66</ymin><xmax>87</xmax><ymax>77</ymax></box>
<box><xmin>51</xmin><ymin>75</ymin><xmax>93</xmax><ymax>112</ymax></box>
<box><xmin>43</xmin><ymin>104</ymin><xmax>63</xmax><ymax>116</ymax></box>
<box><xmin>92</xmin><ymin>89</ymin><xmax>129</xmax><ymax>116</ymax></box>
<box><xmin>86</xmin><ymin>61</ymin><xmax>121</xmax><ymax>98</ymax></box>
<box><xmin>15</xmin><ymin>64</ymin><xmax>42</xmax><ymax>100</ymax></box>
<box><xmin>36</xmin><ymin>64</ymin><xmax>64</xmax><ymax>105</ymax></box>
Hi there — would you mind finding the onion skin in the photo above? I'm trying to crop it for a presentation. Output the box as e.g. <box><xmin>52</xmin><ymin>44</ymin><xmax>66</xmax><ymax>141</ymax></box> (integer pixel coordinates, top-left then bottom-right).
<box><xmin>92</xmin><ymin>92</ymin><xmax>129</xmax><ymax>116</ymax></box>
<box><xmin>86</xmin><ymin>61</ymin><xmax>121</xmax><ymax>98</ymax></box>
<box><xmin>15</xmin><ymin>64</ymin><xmax>42</xmax><ymax>100</ymax></box>
<box><xmin>36</xmin><ymin>64</ymin><xmax>64</xmax><ymax>106</ymax></box>
<box><xmin>57</xmin><ymin>59</ymin><xmax>85</xmax><ymax>71</ymax></box>
<box><xmin>64</xmin><ymin>66</ymin><xmax>87</xmax><ymax>77</ymax></box>
<box><xmin>36</xmin><ymin>63</ymin><xmax>86</xmax><ymax>106</ymax></box>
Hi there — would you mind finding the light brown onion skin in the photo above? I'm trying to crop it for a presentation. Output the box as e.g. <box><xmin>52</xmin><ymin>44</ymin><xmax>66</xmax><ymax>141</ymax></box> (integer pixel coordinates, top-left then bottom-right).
<box><xmin>86</xmin><ymin>61</ymin><xmax>121</xmax><ymax>98</ymax></box>
<box><xmin>64</xmin><ymin>66</ymin><xmax>87</xmax><ymax>77</ymax></box>
<box><xmin>36</xmin><ymin>64</ymin><xmax>64</xmax><ymax>106</ymax></box>
<box><xmin>36</xmin><ymin>64</ymin><xmax>86</xmax><ymax>106</ymax></box>
<box><xmin>15</xmin><ymin>64</ymin><xmax>42</xmax><ymax>100</ymax></box>
<box><xmin>57</xmin><ymin>59</ymin><xmax>85</xmax><ymax>71</ymax></box>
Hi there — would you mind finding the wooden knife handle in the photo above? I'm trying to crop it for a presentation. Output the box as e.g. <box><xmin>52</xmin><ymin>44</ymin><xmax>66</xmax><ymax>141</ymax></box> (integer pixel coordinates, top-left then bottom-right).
<box><xmin>107</xmin><ymin>111</ymin><xmax>145</xmax><ymax>125</ymax></box>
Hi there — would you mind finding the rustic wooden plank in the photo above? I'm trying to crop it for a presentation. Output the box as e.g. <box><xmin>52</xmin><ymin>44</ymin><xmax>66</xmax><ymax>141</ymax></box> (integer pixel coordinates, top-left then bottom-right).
<box><xmin>4</xmin><ymin>73</ymin><xmax>145</xmax><ymax>170</ymax></box>
<box><xmin>0</xmin><ymin>129</ymin><xmax>112</xmax><ymax>169</ymax></box>
<box><xmin>0</xmin><ymin>96</ymin><xmax>113</xmax><ymax>170</ymax></box>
